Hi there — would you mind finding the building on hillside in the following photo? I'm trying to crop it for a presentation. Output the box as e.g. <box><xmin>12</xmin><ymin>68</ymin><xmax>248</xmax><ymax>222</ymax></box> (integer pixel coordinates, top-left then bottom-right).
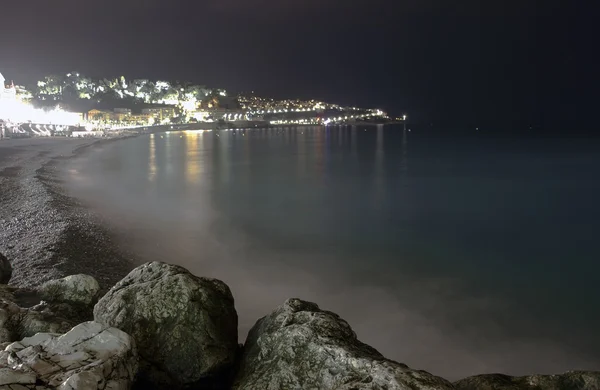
<box><xmin>88</xmin><ymin>108</ymin><xmax>135</xmax><ymax>123</ymax></box>
<box><xmin>142</xmin><ymin>106</ymin><xmax>176</xmax><ymax>123</ymax></box>
<box><xmin>129</xmin><ymin>113</ymin><xmax>153</xmax><ymax>125</ymax></box>
<box><xmin>0</xmin><ymin>72</ymin><xmax>17</xmax><ymax>101</ymax></box>
<box><xmin>87</xmin><ymin>109</ymin><xmax>115</xmax><ymax>123</ymax></box>
<box><xmin>118</xmin><ymin>112</ymin><xmax>152</xmax><ymax>126</ymax></box>
<box><xmin>113</xmin><ymin>108</ymin><xmax>132</xmax><ymax>123</ymax></box>
<box><xmin>87</xmin><ymin>108</ymin><xmax>153</xmax><ymax>127</ymax></box>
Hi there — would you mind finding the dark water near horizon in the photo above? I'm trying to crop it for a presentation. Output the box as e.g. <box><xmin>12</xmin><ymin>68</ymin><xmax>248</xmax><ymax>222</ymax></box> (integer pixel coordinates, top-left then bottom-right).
<box><xmin>66</xmin><ymin>125</ymin><xmax>600</xmax><ymax>379</ymax></box>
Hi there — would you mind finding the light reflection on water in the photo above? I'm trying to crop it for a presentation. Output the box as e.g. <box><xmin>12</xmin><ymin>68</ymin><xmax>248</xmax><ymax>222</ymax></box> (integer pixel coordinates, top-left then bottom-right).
<box><xmin>66</xmin><ymin>126</ymin><xmax>600</xmax><ymax>379</ymax></box>
<box><xmin>148</xmin><ymin>133</ymin><xmax>156</xmax><ymax>181</ymax></box>
<box><xmin>183</xmin><ymin>131</ymin><xmax>203</xmax><ymax>188</ymax></box>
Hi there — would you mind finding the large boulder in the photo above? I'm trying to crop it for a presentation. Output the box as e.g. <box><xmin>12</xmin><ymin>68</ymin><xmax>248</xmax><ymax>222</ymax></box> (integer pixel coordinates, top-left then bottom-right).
<box><xmin>38</xmin><ymin>274</ymin><xmax>100</xmax><ymax>306</ymax></box>
<box><xmin>233</xmin><ymin>298</ymin><xmax>454</xmax><ymax>390</ymax></box>
<box><xmin>0</xmin><ymin>252</ymin><xmax>11</xmax><ymax>285</ymax></box>
<box><xmin>94</xmin><ymin>262</ymin><xmax>238</xmax><ymax>388</ymax></box>
<box><xmin>0</xmin><ymin>321</ymin><xmax>138</xmax><ymax>389</ymax></box>
<box><xmin>454</xmin><ymin>371</ymin><xmax>600</xmax><ymax>390</ymax></box>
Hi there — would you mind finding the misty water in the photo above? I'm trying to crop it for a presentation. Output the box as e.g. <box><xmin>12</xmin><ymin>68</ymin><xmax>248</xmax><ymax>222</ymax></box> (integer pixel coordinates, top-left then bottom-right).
<box><xmin>66</xmin><ymin>125</ymin><xmax>600</xmax><ymax>379</ymax></box>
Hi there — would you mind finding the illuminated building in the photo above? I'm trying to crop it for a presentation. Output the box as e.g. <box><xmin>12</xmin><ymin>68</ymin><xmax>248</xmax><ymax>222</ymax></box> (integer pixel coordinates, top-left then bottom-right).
<box><xmin>87</xmin><ymin>108</ymin><xmax>155</xmax><ymax>127</ymax></box>
<box><xmin>0</xmin><ymin>72</ymin><xmax>17</xmax><ymax>101</ymax></box>
<box><xmin>142</xmin><ymin>107</ymin><xmax>176</xmax><ymax>123</ymax></box>
<box><xmin>87</xmin><ymin>109</ymin><xmax>115</xmax><ymax>123</ymax></box>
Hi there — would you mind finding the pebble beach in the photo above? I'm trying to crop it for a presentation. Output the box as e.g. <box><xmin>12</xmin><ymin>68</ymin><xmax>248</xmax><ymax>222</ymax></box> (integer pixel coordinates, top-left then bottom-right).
<box><xmin>0</xmin><ymin>137</ymin><xmax>135</xmax><ymax>292</ymax></box>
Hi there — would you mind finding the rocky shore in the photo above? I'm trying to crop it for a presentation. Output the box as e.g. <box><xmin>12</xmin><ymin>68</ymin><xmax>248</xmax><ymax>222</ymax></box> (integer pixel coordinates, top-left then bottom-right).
<box><xmin>1</xmin><ymin>137</ymin><xmax>599</xmax><ymax>389</ymax></box>
<box><xmin>1</xmin><ymin>261</ymin><xmax>599</xmax><ymax>389</ymax></box>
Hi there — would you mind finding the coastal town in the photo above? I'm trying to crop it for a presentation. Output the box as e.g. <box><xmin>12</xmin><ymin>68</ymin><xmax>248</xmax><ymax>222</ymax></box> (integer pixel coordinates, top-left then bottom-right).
<box><xmin>0</xmin><ymin>71</ymin><xmax>400</xmax><ymax>138</ymax></box>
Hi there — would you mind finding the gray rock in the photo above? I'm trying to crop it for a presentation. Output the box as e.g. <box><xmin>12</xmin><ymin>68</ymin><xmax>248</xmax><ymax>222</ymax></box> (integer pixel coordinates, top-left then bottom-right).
<box><xmin>0</xmin><ymin>299</ymin><xmax>78</xmax><ymax>344</ymax></box>
<box><xmin>29</xmin><ymin>300</ymin><xmax>94</xmax><ymax>326</ymax></box>
<box><xmin>38</xmin><ymin>274</ymin><xmax>100</xmax><ymax>305</ymax></box>
<box><xmin>0</xmin><ymin>321</ymin><xmax>138</xmax><ymax>390</ymax></box>
<box><xmin>233</xmin><ymin>298</ymin><xmax>455</xmax><ymax>390</ymax></box>
<box><xmin>454</xmin><ymin>371</ymin><xmax>600</xmax><ymax>390</ymax></box>
<box><xmin>18</xmin><ymin>307</ymin><xmax>74</xmax><ymax>337</ymax></box>
<box><xmin>0</xmin><ymin>285</ymin><xmax>16</xmax><ymax>303</ymax></box>
<box><xmin>0</xmin><ymin>252</ymin><xmax>11</xmax><ymax>285</ymax></box>
<box><xmin>0</xmin><ymin>281</ymin><xmax>96</xmax><ymax>345</ymax></box>
<box><xmin>94</xmin><ymin>262</ymin><xmax>238</xmax><ymax>388</ymax></box>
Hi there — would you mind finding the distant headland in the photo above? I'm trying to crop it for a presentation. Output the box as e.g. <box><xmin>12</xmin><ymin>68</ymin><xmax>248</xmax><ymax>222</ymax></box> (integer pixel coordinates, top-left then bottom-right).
<box><xmin>1</xmin><ymin>71</ymin><xmax>404</xmax><ymax>138</ymax></box>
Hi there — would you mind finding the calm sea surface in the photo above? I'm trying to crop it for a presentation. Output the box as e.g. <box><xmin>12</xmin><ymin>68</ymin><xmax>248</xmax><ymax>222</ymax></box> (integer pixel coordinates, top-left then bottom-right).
<box><xmin>66</xmin><ymin>125</ymin><xmax>600</xmax><ymax>379</ymax></box>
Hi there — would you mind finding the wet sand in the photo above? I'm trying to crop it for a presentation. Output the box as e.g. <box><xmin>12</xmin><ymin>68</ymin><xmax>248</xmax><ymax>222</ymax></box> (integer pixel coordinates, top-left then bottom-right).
<box><xmin>0</xmin><ymin>137</ymin><xmax>136</xmax><ymax>292</ymax></box>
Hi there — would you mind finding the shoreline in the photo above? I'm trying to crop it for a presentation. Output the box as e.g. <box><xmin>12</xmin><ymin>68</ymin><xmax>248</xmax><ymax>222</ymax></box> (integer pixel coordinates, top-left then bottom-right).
<box><xmin>0</xmin><ymin>135</ymin><xmax>139</xmax><ymax>292</ymax></box>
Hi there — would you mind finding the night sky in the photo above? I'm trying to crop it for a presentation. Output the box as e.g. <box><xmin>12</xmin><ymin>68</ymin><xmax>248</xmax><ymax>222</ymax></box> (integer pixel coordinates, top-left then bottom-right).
<box><xmin>0</xmin><ymin>0</ymin><xmax>596</xmax><ymax>128</ymax></box>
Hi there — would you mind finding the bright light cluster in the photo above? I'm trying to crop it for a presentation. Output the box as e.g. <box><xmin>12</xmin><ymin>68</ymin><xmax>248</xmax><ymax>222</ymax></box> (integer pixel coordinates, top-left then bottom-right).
<box><xmin>0</xmin><ymin>99</ymin><xmax>81</xmax><ymax>126</ymax></box>
<box><xmin>271</xmin><ymin>118</ymin><xmax>322</xmax><ymax>125</ymax></box>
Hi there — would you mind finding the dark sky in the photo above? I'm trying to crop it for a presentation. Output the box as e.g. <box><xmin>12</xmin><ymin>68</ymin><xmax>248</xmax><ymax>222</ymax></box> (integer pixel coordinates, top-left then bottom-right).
<box><xmin>0</xmin><ymin>0</ymin><xmax>596</xmax><ymax>127</ymax></box>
